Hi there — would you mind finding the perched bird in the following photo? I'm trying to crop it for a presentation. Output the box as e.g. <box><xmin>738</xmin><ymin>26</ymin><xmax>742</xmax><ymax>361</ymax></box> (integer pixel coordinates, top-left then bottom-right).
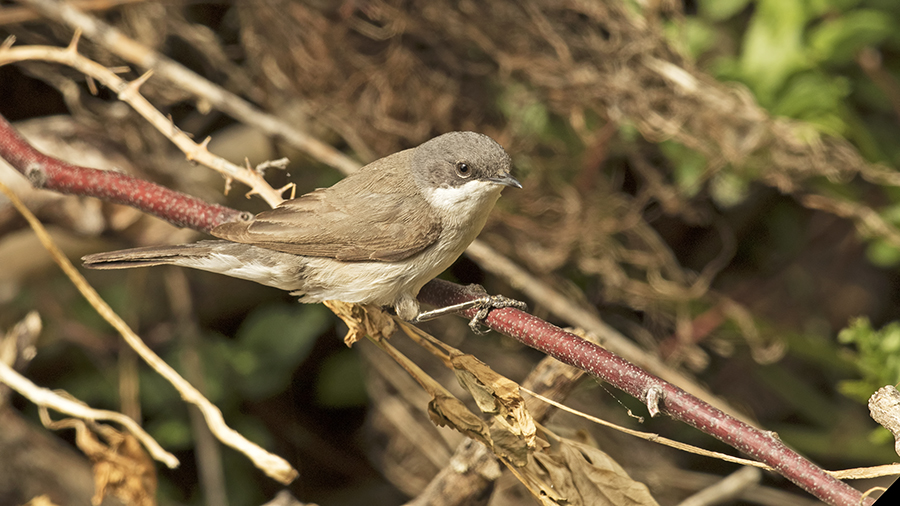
<box><xmin>83</xmin><ymin>131</ymin><xmax>521</xmax><ymax>324</ymax></box>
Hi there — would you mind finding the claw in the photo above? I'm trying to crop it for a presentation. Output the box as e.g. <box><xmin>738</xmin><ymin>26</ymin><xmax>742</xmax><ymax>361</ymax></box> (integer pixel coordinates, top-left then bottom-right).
<box><xmin>467</xmin><ymin>295</ymin><xmax>529</xmax><ymax>334</ymax></box>
<box><xmin>412</xmin><ymin>285</ymin><xmax>527</xmax><ymax>334</ymax></box>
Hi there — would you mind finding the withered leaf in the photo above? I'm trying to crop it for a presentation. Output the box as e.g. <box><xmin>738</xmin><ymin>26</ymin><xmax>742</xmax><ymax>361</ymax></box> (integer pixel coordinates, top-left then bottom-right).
<box><xmin>324</xmin><ymin>301</ymin><xmax>395</xmax><ymax>346</ymax></box>
<box><xmin>451</xmin><ymin>354</ymin><xmax>536</xmax><ymax>466</ymax></box>
<box><xmin>529</xmin><ymin>437</ymin><xmax>659</xmax><ymax>506</ymax></box>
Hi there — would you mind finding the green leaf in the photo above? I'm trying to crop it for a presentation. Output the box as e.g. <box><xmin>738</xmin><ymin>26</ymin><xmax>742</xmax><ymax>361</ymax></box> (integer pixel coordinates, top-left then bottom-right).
<box><xmin>233</xmin><ymin>303</ymin><xmax>330</xmax><ymax>400</ymax></box>
<box><xmin>148</xmin><ymin>416</ymin><xmax>192</xmax><ymax>450</ymax></box>
<box><xmin>661</xmin><ymin>141</ymin><xmax>707</xmax><ymax>198</ymax></box>
<box><xmin>710</xmin><ymin>171</ymin><xmax>749</xmax><ymax>207</ymax></box>
<box><xmin>498</xmin><ymin>83</ymin><xmax>549</xmax><ymax>137</ymax></box>
<box><xmin>739</xmin><ymin>0</ymin><xmax>811</xmax><ymax>104</ymax></box>
<box><xmin>881</xmin><ymin>202</ymin><xmax>900</xmax><ymax>225</ymax></box>
<box><xmin>771</xmin><ymin>72</ymin><xmax>850</xmax><ymax>133</ymax></box>
<box><xmin>669</xmin><ymin>18</ymin><xmax>718</xmax><ymax>60</ymax></box>
<box><xmin>866</xmin><ymin>238</ymin><xmax>900</xmax><ymax>268</ymax></box>
<box><xmin>809</xmin><ymin>9</ymin><xmax>896</xmax><ymax>64</ymax></box>
<box><xmin>698</xmin><ymin>0</ymin><xmax>752</xmax><ymax>21</ymax></box>
<box><xmin>838</xmin><ymin>317</ymin><xmax>900</xmax><ymax>401</ymax></box>
<box><xmin>315</xmin><ymin>350</ymin><xmax>368</xmax><ymax>408</ymax></box>
<box><xmin>807</xmin><ymin>0</ymin><xmax>864</xmax><ymax>17</ymax></box>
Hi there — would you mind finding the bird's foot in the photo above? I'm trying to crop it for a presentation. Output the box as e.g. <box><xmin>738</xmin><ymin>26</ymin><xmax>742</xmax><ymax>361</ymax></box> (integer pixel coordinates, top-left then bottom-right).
<box><xmin>464</xmin><ymin>293</ymin><xmax>528</xmax><ymax>334</ymax></box>
<box><xmin>411</xmin><ymin>284</ymin><xmax>527</xmax><ymax>334</ymax></box>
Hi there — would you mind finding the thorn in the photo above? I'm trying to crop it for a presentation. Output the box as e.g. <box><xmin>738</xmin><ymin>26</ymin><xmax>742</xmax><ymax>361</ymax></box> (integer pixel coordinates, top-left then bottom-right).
<box><xmin>67</xmin><ymin>29</ymin><xmax>83</xmax><ymax>53</ymax></box>
<box><xmin>186</xmin><ymin>137</ymin><xmax>211</xmax><ymax>162</ymax></box>
<box><xmin>118</xmin><ymin>70</ymin><xmax>153</xmax><ymax>101</ymax></box>
<box><xmin>163</xmin><ymin>115</ymin><xmax>192</xmax><ymax>142</ymax></box>
<box><xmin>108</xmin><ymin>66</ymin><xmax>131</xmax><ymax>74</ymax></box>
<box><xmin>224</xmin><ymin>176</ymin><xmax>233</xmax><ymax>196</ymax></box>
<box><xmin>244</xmin><ymin>188</ymin><xmax>259</xmax><ymax>199</ymax></box>
<box><xmin>277</xmin><ymin>182</ymin><xmax>297</xmax><ymax>200</ymax></box>
<box><xmin>1</xmin><ymin>35</ymin><xmax>16</xmax><ymax>51</ymax></box>
<box><xmin>86</xmin><ymin>76</ymin><xmax>98</xmax><ymax>96</ymax></box>
<box><xmin>166</xmin><ymin>114</ymin><xmax>178</xmax><ymax>139</ymax></box>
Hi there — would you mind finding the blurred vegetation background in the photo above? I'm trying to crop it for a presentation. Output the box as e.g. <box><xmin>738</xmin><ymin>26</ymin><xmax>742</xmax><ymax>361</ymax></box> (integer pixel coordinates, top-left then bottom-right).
<box><xmin>2</xmin><ymin>0</ymin><xmax>900</xmax><ymax>504</ymax></box>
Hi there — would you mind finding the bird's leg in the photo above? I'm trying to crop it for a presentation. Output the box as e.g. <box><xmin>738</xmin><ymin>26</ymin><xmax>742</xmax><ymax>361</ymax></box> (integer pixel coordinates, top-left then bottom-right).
<box><xmin>412</xmin><ymin>284</ymin><xmax>528</xmax><ymax>334</ymax></box>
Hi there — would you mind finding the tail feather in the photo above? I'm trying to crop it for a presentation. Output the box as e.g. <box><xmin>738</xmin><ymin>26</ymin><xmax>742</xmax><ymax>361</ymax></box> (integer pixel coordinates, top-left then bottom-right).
<box><xmin>82</xmin><ymin>240</ymin><xmax>306</xmax><ymax>292</ymax></box>
<box><xmin>82</xmin><ymin>241</ymin><xmax>226</xmax><ymax>270</ymax></box>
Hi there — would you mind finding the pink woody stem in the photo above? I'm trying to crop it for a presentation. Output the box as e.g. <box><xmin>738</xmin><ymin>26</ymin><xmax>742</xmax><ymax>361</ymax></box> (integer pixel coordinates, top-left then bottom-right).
<box><xmin>0</xmin><ymin>114</ymin><xmax>242</xmax><ymax>233</ymax></box>
<box><xmin>418</xmin><ymin>279</ymin><xmax>872</xmax><ymax>506</ymax></box>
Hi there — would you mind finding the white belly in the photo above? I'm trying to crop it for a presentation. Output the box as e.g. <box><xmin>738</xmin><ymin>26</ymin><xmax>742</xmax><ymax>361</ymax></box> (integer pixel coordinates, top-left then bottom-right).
<box><xmin>296</xmin><ymin>180</ymin><xmax>504</xmax><ymax>309</ymax></box>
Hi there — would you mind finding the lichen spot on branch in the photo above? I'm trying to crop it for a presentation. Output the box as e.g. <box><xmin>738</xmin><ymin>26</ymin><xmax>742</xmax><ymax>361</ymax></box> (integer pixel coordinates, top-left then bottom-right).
<box><xmin>25</xmin><ymin>164</ymin><xmax>48</xmax><ymax>188</ymax></box>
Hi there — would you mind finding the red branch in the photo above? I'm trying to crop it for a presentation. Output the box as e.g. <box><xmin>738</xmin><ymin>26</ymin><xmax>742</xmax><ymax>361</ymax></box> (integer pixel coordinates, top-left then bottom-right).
<box><xmin>0</xmin><ymin>113</ymin><xmax>871</xmax><ymax>506</ymax></box>
<box><xmin>0</xmin><ymin>114</ymin><xmax>242</xmax><ymax>233</ymax></box>
<box><xmin>418</xmin><ymin>280</ymin><xmax>873</xmax><ymax>506</ymax></box>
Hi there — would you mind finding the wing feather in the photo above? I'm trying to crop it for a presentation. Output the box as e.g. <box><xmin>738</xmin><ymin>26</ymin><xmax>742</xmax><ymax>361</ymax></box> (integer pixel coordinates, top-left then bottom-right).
<box><xmin>212</xmin><ymin>151</ymin><xmax>441</xmax><ymax>262</ymax></box>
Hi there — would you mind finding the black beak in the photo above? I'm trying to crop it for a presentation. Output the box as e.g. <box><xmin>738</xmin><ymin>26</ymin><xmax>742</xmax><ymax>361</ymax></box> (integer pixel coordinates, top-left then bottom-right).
<box><xmin>488</xmin><ymin>173</ymin><xmax>522</xmax><ymax>189</ymax></box>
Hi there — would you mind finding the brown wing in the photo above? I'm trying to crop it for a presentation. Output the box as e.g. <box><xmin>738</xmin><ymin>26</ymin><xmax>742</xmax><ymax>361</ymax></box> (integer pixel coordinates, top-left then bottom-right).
<box><xmin>212</xmin><ymin>153</ymin><xmax>441</xmax><ymax>262</ymax></box>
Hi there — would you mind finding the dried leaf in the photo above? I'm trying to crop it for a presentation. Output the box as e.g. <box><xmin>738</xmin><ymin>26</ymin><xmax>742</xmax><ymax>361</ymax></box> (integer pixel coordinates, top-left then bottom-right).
<box><xmin>528</xmin><ymin>437</ymin><xmax>659</xmax><ymax>506</ymax></box>
<box><xmin>869</xmin><ymin>385</ymin><xmax>900</xmax><ymax>456</ymax></box>
<box><xmin>23</xmin><ymin>496</ymin><xmax>60</xmax><ymax>506</ymax></box>
<box><xmin>451</xmin><ymin>354</ymin><xmax>536</xmax><ymax>466</ymax></box>
<box><xmin>91</xmin><ymin>430</ymin><xmax>157</xmax><ymax>506</ymax></box>
<box><xmin>428</xmin><ymin>392</ymin><xmax>493</xmax><ymax>448</ymax></box>
<box><xmin>324</xmin><ymin>300</ymin><xmax>395</xmax><ymax>346</ymax></box>
<box><xmin>44</xmin><ymin>418</ymin><xmax>157</xmax><ymax>506</ymax></box>
<box><xmin>456</xmin><ymin>367</ymin><xmax>500</xmax><ymax>413</ymax></box>
<box><xmin>1</xmin><ymin>310</ymin><xmax>40</xmax><ymax>368</ymax></box>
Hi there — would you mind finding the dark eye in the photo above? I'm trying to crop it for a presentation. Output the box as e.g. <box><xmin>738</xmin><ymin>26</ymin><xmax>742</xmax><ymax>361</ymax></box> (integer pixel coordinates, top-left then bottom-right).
<box><xmin>455</xmin><ymin>162</ymin><xmax>471</xmax><ymax>177</ymax></box>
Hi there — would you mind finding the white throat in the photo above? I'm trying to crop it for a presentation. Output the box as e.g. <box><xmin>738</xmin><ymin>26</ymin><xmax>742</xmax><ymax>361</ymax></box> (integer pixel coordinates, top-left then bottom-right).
<box><xmin>422</xmin><ymin>180</ymin><xmax>504</xmax><ymax>228</ymax></box>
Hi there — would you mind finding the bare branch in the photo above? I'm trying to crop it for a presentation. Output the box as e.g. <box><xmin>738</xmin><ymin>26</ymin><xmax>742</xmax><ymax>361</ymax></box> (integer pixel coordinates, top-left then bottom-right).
<box><xmin>0</xmin><ymin>39</ymin><xmax>286</xmax><ymax>207</ymax></box>
<box><xmin>0</xmin><ymin>351</ymin><xmax>179</xmax><ymax>468</ymax></box>
<box><xmin>464</xmin><ymin>239</ymin><xmax>756</xmax><ymax>425</ymax></box>
<box><xmin>20</xmin><ymin>0</ymin><xmax>363</xmax><ymax>176</ymax></box>
<box><xmin>417</xmin><ymin>279</ymin><xmax>872</xmax><ymax>506</ymax></box>
<box><xmin>676</xmin><ymin>467</ymin><xmax>762</xmax><ymax>506</ymax></box>
<box><xmin>0</xmin><ymin>179</ymin><xmax>297</xmax><ymax>485</ymax></box>
<box><xmin>0</xmin><ymin>113</ymin><xmax>241</xmax><ymax>233</ymax></box>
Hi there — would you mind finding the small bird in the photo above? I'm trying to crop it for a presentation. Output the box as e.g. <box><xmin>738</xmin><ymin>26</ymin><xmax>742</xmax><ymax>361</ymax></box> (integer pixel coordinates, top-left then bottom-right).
<box><xmin>83</xmin><ymin>131</ymin><xmax>521</xmax><ymax>325</ymax></box>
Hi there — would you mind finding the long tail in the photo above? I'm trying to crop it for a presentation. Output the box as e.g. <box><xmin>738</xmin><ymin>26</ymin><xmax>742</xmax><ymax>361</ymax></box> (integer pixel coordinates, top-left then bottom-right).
<box><xmin>82</xmin><ymin>240</ymin><xmax>236</xmax><ymax>269</ymax></box>
<box><xmin>82</xmin><ymin>240</ymin><xmax>305</xmax><ymax>291</ymax></box>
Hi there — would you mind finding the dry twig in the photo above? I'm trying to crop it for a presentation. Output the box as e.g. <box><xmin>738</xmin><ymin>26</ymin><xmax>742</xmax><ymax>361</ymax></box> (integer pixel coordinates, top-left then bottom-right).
<box><xmin>0</xmin><ymin>354</ymin><xmax>178</xmax><ymax>468</ymax></box>
<box><xmin>0</xmin><ymin>33</ymin><xmax>287</xmax><ymax>207</ymax></box>
<box><xmin>20</xmin><ymin>0</ymin><xmax>363</xmax><ymax>175</ymax></box>
<box><xmin>0</xmin><ymin>178</ymin><xmax>298</xmax><ymax>485</ymax></box>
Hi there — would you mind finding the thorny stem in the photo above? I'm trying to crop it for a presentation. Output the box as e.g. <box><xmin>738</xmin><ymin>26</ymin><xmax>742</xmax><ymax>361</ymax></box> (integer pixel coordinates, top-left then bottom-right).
<box><xmin>20</xmin><ymin>0</ymin><xmax>363</xmax><ymax>176</ymax></box>
<box><xmin>0</xmin><ymin>113</ymin><xmax>871</xmax><ymax>506</ymax></box>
